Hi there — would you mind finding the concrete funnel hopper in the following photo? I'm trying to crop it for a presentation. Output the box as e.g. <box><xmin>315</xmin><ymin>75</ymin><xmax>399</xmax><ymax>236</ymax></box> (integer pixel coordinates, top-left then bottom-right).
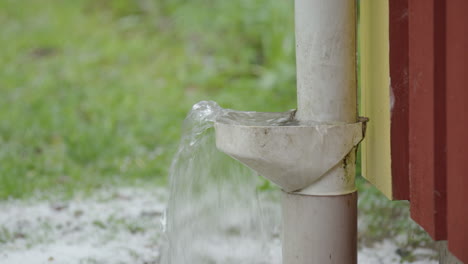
<box><xmin>214</xmin><ymin>112</ymin><xmax>365</xmax><ymax>193</ymax></box>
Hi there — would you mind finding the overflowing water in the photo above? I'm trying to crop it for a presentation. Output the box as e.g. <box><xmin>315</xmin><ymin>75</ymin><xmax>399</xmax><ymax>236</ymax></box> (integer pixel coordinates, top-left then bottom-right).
<box><xmin>161</xmin><ymin>101</ymin><xmax>286</xmax><ymax>264</ymax></box>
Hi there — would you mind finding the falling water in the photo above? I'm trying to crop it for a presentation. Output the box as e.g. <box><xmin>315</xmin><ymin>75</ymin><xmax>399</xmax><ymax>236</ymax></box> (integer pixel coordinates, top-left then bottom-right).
<box><xmin>161</xmin><ymin>101</ymin><xmax>289</xmax><ymax>264</ymax></box>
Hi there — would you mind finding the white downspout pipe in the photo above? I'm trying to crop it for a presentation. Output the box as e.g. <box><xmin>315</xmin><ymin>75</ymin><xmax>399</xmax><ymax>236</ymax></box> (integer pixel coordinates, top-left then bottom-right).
<box><xmin>282</xmin><ymin>0</ymin><xmax>358</xmax><ymax>263</ymax></box>
<box><xmin>295</xmin><ymin>0</ymin><xmax>357</xmax><ymax>124</ymax></box>
<box><xmin>214</xmin><ymin>0</ymin><xmax>360</xmax><ymax>262</ymax></box>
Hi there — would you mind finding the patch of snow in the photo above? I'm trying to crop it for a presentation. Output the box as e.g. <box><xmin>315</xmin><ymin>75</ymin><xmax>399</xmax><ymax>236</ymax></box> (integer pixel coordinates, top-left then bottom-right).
<box><xmin>0</xmin><ymin>187</ymin><xmax>437</xmax><ymax>264</ymax></box>
<box><xmin>0</xmin><ymin>188</ymin><xmax>166</xmax><ymax>264</ymax></box>
<box><xmin>359</xmin><ymin>240</ymin><xmax>437</xmax><ymax>264</ymax></box>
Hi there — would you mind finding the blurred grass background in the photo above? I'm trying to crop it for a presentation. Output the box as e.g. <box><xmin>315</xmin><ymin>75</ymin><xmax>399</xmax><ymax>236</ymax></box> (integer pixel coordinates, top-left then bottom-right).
<box><xmin>0</xmin><ymin>0</ymin><xmax>296</xmax><ymax>198</ymax></box>
<box><xmin>0</xmin><ymin>0</ymin><xmax>433</xmax><ymax>255</ymax></box>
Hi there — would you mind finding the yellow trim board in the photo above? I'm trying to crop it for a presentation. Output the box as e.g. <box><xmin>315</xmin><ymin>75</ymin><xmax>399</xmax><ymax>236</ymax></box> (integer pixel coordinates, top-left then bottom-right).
<box><xmin>359</xmin><ymin>0</ymin><xmax>393</xmax><ymax>199</ymax></box>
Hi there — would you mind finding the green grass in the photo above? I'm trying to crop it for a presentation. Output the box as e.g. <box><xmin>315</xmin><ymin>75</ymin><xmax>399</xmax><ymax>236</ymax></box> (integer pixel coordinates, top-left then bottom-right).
<box><xmin>0</xmin><ymin>0</ymin><xmax>296</xmax><ymax>199</ymax></box>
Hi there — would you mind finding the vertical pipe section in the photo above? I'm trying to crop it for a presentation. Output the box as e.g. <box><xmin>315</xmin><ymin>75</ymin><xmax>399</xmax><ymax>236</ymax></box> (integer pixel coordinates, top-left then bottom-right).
<box><xmin>282</xmin><ymin>192</ymin><xmax>357</xmax><ymax>263</ymax></box>
<box><xmin>295</xmin><ymin>0</ymin><xmax>357</xmax><ymax>123</ymax></box>
<box><xmin>283</xmin><ymin>1</ymin><xmax>358</xmax><ymax>263</ymax></box>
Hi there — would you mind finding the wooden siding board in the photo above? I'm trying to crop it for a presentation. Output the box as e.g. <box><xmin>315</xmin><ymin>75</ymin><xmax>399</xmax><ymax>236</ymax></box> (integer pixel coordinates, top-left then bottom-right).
<box><xmin>359</xmin><ymin>0</ymin><xmax>393</xmax><ymax>199</ymax></box>
<box><xmin>360</xmin><ymin>0</ymin><xmax>411</xmax><ymax>201</ymax></box>
<box><xmin>389</xmin><ymin>0</ymin><xmax>410</xmax><ymax>200</ymax></box>
<box><xmin>446</xmin><ymin>0</ymin><xmax>468</xmax><ymax>261</ymax></box>
<box><xmin>432</xmin><ymin>0</ymin><xmax>448</xmax><ymax>242</ymax></box>
<box><xmin>408</xmin><ymin>0</ymin><xmax>447</xmax><ymax>240</ymax></box>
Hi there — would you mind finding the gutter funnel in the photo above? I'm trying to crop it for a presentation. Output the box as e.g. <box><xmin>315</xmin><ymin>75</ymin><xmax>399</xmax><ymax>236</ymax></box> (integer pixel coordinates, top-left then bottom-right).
<box><xmin>215</xmin><ymin>118</ymin><xmax>365</xmax><ymax>194</ymax></box>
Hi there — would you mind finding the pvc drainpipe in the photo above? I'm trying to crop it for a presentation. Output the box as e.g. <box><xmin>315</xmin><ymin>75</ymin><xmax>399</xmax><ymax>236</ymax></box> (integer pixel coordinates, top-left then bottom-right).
<box><xmin>282</xmin><ymin>0</ymin><xmax>358</xmax><ymax>263</ymax></box>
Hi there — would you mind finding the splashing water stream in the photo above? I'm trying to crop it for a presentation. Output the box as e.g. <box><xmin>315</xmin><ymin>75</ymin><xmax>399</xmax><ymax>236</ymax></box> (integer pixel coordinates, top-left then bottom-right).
<box><xmin>161</xmin><ymin>101</ymin><xmax>290</xmax><ymax>264</ymax></box>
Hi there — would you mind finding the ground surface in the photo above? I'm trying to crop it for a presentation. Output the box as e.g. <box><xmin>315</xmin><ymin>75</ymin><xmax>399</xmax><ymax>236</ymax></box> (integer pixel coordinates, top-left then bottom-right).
<box><xmin>0</xmin><ymin>187</ymin><xmax>437</xmax><ymax>264</ymax></box>
<box><xmin>0</xmin><ymin>188</ymin><xmax>165</xmax><ymax>264</ymax></box>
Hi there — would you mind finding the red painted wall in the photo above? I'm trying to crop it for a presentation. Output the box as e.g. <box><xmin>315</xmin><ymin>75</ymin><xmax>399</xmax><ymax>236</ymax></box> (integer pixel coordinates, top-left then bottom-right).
<box><xmin>403</xmin><ymin>0</ymin><xmax>468</xmax><ymax>261</ymax></box>
<box><xmin>446</xmin><ymin>0</ymin><xmax>468</xmax><ymax>261</ymax></box>
<box><xmin>379</xmin><ymin>0</ymin><xmax>467</xmax><ymax>260</ymax></box>
<box><xmin>408</xmin><ymin>0</ymin><xmax>447</xmax><ymax>240</ymax></box>
<box><xmin>389</xmin><ymin>0</ymin><xmax>410</xmax><ymax>201</ymax></box>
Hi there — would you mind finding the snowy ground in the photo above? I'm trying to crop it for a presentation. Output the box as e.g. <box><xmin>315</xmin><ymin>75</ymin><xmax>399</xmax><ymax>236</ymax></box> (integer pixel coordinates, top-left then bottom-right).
<box><xmin>0</xmin><ymin>188</ymin><xmax>437</xmax><ymax>264</ymax></box>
